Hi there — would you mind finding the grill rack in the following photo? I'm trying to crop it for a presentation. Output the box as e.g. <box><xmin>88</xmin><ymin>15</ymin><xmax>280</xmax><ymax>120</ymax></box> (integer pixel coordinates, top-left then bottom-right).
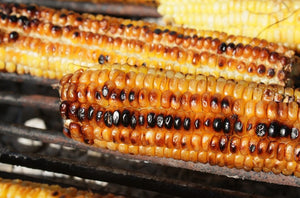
<box><xmin>1</xmin><ymin>73</ymin><xmax>300</xmax><ymax>198</ymax></box>
<box><xmin>2</xmin><ymin>0</ymin><xmax>161</xmax><ymax>18</ymax></box>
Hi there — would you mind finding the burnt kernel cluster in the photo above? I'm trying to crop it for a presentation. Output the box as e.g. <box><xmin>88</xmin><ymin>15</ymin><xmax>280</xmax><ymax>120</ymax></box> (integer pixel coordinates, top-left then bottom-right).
<box><xmin>61</xmin><ymin>102</ymin><xmax>202</xmax><ymax>131</ymax></box>
<box><xmin>208</xmin><ymin>117</ymin><xmax>242</xmax><ymax>134</ymax></box>
<box><xmin>255</xmin><ymin>121</ymin><xmax>299</xmax><ymax>139</ymax></box>
<box><xmin>0</xmin><ymin>12</ymin><xmax>36</xmax><ymax>28</ymax></box>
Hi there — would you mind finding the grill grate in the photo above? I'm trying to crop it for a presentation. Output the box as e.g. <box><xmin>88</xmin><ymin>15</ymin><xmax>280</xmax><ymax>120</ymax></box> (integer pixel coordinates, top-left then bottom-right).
<box><xmin>1</xmin><ymin>0</ymin><xmax>161</xmax><ymax>18</ymax></box>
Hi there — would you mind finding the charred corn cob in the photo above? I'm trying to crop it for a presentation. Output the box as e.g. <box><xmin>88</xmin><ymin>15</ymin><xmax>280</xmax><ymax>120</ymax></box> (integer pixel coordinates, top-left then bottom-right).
<box><xmin>60</xmin><ymin>66</ymin><xmax>300</xmax><ymax>177</ymax></box>
<box><xmin>0</xmin><ymin>177</ymin><xmax>123</xmax><ymax>198</ymax></box>
<box><xmin>0</xmin><ymin>3</ymin><xmax>299</xmax><ymax>86</ymax></box>
<box><xmin>157</xmin><ymin>0</ymin><xmax>300</xmax><ymax>53</ymax></box>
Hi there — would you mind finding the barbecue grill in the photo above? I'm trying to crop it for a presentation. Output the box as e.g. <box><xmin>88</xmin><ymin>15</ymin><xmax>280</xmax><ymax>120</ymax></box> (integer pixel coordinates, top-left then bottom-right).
<box><xmin>1</xmin><ymin>1</ymin><xmax>300</xmax><ymax>197</ymax></box>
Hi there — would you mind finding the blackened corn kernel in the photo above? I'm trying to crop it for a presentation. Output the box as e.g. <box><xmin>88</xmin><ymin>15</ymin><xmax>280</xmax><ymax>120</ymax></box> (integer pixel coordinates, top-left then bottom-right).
<box><xmin>138</xmin><ymin>114</ymin><xmax>145</xmax><ymax>126</ymax></box>
<box><xmin>204</xmin><ymin>119</ymin><xmax>211</xmax><ymax>127</ymax></box>
<box><xmin>73</xmin><ymin>31</ymin><xmax>80</xmax><ymax>38</ymax></box>
<box><xmin>183</xmin><ymin>117</ymin><xmax>191</xmax><ymax>131</ymax></box>
<box><xmin>127</xmin><ymin>23</ymin><xmax>133</xmax><ymax>28</ymax></box>
<box><xmin>221</xmin><ymin>98</ymin><xmax>229</xmax><ymax>109</ymax></box>
<box><xmin>120</xmin><ymin>89</ymin><xmax>126</xmax><ymax>101</ymax></box>
<box><xmin>268</xmin><ymin>121</ymin><xmax>280</xmax><ymax>137</ymax></box>
<box><xmin>131</xmin><ymin>114</ymin><xmax>137</xmax><ymax>129</ymax></box>
<box><xmin>194</xmin><ymin>119</ymin><xmax>200</xmax><ymax>129</ymax></box>
<box><xmin>156</xmin><ymin>114</ymin><xmax>164</xmax><ymax>128</ymax></box>
<box><xmin>267</xmin><ymin>68</ymin><xmax>275</xmax><ymax>78</ymax></box>
<box><xmin>104</xmin><ymin>111</ymin><xmax>113</xmax><ymax>127</ymax></box>
<box><xmin>87</xmin><ymin>106</ymin><xmax>94</xmax><ymax>120</ymax></box>
<box><xmin>77</xmin><ymin>107</ymin><xmax>86</xmax><ymax>121</ymax></box>
<box><xmin>211</xmin><ymin>96</ymin><xmax>219</xmax><ymax>108</ymax></box>
<box><xmin>230</xmin><ymin>139</ymin><xmax>237</xmax><ymax>153</ymax></box>
<box><xmin>96</xmin><ymin>111</ymin><xmax>103</xmax><ymax>122</ymax></box>
<box><xmin>9</xmin><ymin>31</ymin><xmax>19</xmax><ymax>41</ymax></box>
<box><xmin>59</xmin><ymin>101</ymin><xmax>68</xmax><ymax>119</ymax></box>
<box><xmin>249</xmin><ymin>144</ymin><xmax>256</xmax><ymax>153</ymax></box>
<box><xmin>218</xmin><ymin>42</ymin><xmax>227</xmax><ymax>53</ymax></box>
<box><xmin>213</xmin><ymin>118</ymin><xmax>223</xmax><ymax>132</ymax></box>
<box><xmin>112</xmin><ymin>110</ymin><xmax>120</xmax><ymax>126</ymax></box>
<box><xmin>246</xmin><ymin>123</ymin><xmax>252</xmax><ymax>131</ymax></box>
<box><xmin>291</xmin><ymin>128</ymin><xmax>299</xmax><ymax>140</ymax></box>
<box><xmin>257</xmin><ymin>64</ymin><xmax>266</xmax><ymax>76</ymax></box>
<box><xmin>8</xmin><ymin>15</ymin><xmax>17</xmax><ymax>23</ymax></box>
<box><xmin>219</xmin><ymin>136</ymin><xmax>228</xmax><ymax>152</ymax></box>
<box><xmin>256</xmin><ymin>123</ymin><xmax>267</xmax><ymax>137</ymax></box>
<box><xmin>147</xmin><ymin>112</ymin><xmax>156</xmax><ymax>128</ymax></box>
<box><xmin>95</xmin><ymin>91</ymin><xmax>101</xmax><ymax>100</ymax></box>
<box><xmin>154</xmin><ymin>28</ymin><xmax>162</xmax><ymax>35</ymax></box>
<box><xmin>98</xmin><ymin>54</ymin><xmax>106</xmax><ymax>64</ymax></box>
<box><xmin>110</xmin><ymin>90</ymin><xmax>118</xmax><ymax>100</ymax></box>
<box><xmin>174</xmin><ymin>117</ymin><xmax>181</xmax><ymax>130</ymax></box>
<box><xmin>129</xmin><ymin>90</ymin><xmax>135</xmax><ymax>102</ymax></box>
<box><xmin>102</xmin><ymin>85</ymin><xmax>109</xmax><ymax>98</ymax></box>
<box><xmin>69</xmin><ymin>103</ymin><xmax>79</xmax><ymax>117</ymax></box>
<box><xmin>227</xmin><ymin>43</ymin><xmax>235</xmax><ymax>52</ymax></box>
<box><xmin>0</xmin><ymin>13</ymin><xmax>7</xmax><ymax>20</ymax></box>
<box><xmin>165</xmin><ymin>115</ymin><xmax>173</xmax><ymax>129</ymax></box>
<box><xmin>122</xmin><ymin>109</ymin><xmax>130</xmax><ymax>127</ymax></box>
<box><xmin>280</xmin><ymin>125</ymin><xmax>290</xmax><ymax>137</ymax></box>
<box><xmin>223</xmin><ymin>118</ymin><xmax>230</xmax><ymax>133</ymax></box>
<box><xmin>234</xmin><ymin>121</ymin><xmax>243</xmax><ymax>133</ymax></box>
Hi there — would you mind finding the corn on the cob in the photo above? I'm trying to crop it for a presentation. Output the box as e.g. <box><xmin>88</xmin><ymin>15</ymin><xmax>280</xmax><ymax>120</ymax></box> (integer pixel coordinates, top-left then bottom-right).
<box><xmin>0</xmin><ymin>177</ymin><xmax>123</xmax><ymax>198</ymax></box>
<box><xmin>0</xmin><ymin>3</ymin><xmax>298</xmax><ymax>86</ymax></box>
<box><xmin>157</xmin><ymin>0</ymin><xmax>300</xmax><ymax>53</ymax></box>
<box><xmin>59</xmin><ymin>66</ymin><xmax>300</xmax><ymax>177</ymax></box>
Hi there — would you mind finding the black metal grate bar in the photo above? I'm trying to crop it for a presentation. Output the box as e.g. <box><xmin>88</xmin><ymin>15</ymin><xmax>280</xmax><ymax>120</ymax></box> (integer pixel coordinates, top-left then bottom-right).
<box><xmin>0</xmin><ymin>91</ymin><xmax>59</xmax><ymax>110</ymax></box>
<box><xmin>0</xmin><ymin>73</ymin><xmax>58</xmax><ymax>87</ymax></box>
<box><xmin>1</xmin><ymin>0</ymin><xmax>161</xmax><ymax>17</ymax></box>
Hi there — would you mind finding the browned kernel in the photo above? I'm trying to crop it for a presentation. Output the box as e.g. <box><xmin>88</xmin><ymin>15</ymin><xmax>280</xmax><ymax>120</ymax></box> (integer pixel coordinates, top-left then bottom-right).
<box><xmin>257</xmin><ymin>65</ymin><xmax>266</xmax><ymax>76</ymax></box>
<box><xmin>259</xmin><ymin>48</ymin><xmax>269</xmax><ymax>61</ymax></box>
<box><xmin>247</xmin><ymin>63</ymin><xmax>256</xmax><ymax>74</ymax></box>
<box><xmin>277</xmin><ymin>70</ymin><xmax>286</xmax><ymax>81</ymax></box>
<box><xmin>230</xmin><ymin>137</ymin><xmax>240</xmax><ymax>153</ymax></box>
<box><xmin>267</xmin><ymin>68</ymin><xmax>275</xmax><ymax>78</ymax></box>
<box><xmin>243</xmin><ymin>44</ymin><xmax>252</xmax><ymax>58</ymax></box>
<box><xmin>269</xmin><ymin>52</ymin><xmax>279</xmax><ymax>63</ymax></box>
<box><xmin>252</xmin><ymin>46</ymin><xmax>261</xmax><ymax>58</ymax></box>
<box><xmin>234</xmin><ymin>43</ymin><xmax>244</xmax><ymax>57</ymax></box>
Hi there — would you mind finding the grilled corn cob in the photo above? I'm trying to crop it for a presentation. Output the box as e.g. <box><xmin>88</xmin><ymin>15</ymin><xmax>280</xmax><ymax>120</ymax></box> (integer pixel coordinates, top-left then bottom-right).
<box><xmin>59</xmin><ymin>66</ymin><xmax>300</xmax><ymax>177</ymax></box>
<box><xmin>157</xmin><ymin>0</ymin><xmax>300</xmax><ymax>53</ymax></box>
<box><xmin>0</xmin><ymin>177</ymin><xmax>123</xmax><ymax>198</ymax></box>
<box><xmin>0</xmin><ymin>3</ymin><xmax>299</xmax><ymax>86</ymax></box>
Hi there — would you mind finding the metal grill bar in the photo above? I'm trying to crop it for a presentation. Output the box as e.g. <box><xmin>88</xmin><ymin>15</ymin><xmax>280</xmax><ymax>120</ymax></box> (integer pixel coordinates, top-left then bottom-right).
<box><xmin>0</xmin><ymin>73</ymin><xmax>58</xmax><ymax>86</ymax></box>
<box><xmin>1</xmin><ymin>0</ymin><xmax>160</xmax><ymax>17</ymax></box>
<box><xmin>0</xmin><ymin>91</ymin><xmax>59</xmax><ymax>110</ymax></box>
